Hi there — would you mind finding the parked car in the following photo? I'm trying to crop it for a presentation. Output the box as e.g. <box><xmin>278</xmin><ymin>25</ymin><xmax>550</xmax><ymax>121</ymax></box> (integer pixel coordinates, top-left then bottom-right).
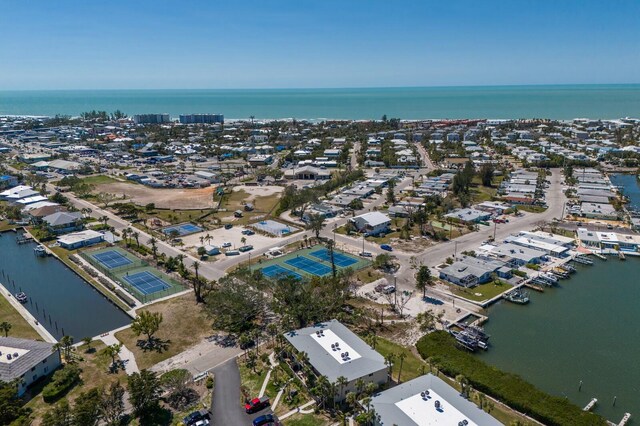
<box><xmin>224</xmin><ymin>224</ymin><xmax>233</xmax><ymax>229</ymax></box>
<box><xmin>245</xmin><ymin>396</ymin><xmax>270</xmax><ymax>413</ymax></box>
<box><xmin>253</xmin><ymin>414</ymin><xmax>280</xmax><ymax>426</ymax></box>
<box><xmin>359</xmin><ymin>251</ymin><xmax>373</xmax><ymax>257</ymax></box>
<box><xmin>222</xmin><ymin>242</ymin><xmax>232</xmax><ymax>248</ymax></box>
<box><xmin>183</xmin><ymin>409</ymin><xmax>210</xmax><ymax>426</ymax></box>
<box><xmin>382</xmin><ymin>285</ymin><xmax>396</xmax><ymax>294</ymax></box>
<box><xmin>242</xmin><ymin>229</ymin><xmax>256</xmax><ymax>235</ymax></box>
<box><xmin>380</xmin><ymin>244</ymin><xmax>393</xmax><ymax>251</ymax></box>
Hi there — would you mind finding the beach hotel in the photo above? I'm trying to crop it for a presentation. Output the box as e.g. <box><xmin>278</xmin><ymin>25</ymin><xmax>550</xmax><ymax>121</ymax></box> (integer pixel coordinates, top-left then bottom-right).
<box><xmin>369</xmin><ymin>374</ymin><xmax>501</xmax><ymax>426</ymax></box>
<box><xmin>284</xmin><ymin>320</ymin><xmax>387</xmax><ymax>401</ymax></box>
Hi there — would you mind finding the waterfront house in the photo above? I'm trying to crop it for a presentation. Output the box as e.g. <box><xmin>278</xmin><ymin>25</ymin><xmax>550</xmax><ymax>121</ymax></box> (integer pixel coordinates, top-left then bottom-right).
<box><xmin>489</xmin><ymin>243</ymin><xmax>547</xmax><ymax>267</ymax></box>
<box><xmin>368</xmin><ymin>373</ymin><xmax>501</xmax><ymax>426</ymax></box>
<box><xmin>283</xmin><ymin>319</ymin><xmax>387</xmax><ymax>401</ymax></box>
<box><xmin>42</xmin><ymin>211</ymin><xmax>83</xmax><ymax>235</ymax></box>
<box><xmin>350</xmin><ymin>212</ymin><xmax>391</xmax><ymax>236</ymax></box>
<box><xmin>439</xmin><ymin>255</ymin><xmax>509</xmax><ymax>287</ymax></box>
<box><xmin>57</xmin><ymin>229</ymin><xmax>105</xmax><ymax>249</ymax></box>
<box><xmin>0</xmin><ymin>337</ymin><xmax>61</xmax><ymax>396</ymax></box>
<box><xmin>284</xmin><ymin>165</ymin><xmax>331</xmax><ymax>180</ymax></box>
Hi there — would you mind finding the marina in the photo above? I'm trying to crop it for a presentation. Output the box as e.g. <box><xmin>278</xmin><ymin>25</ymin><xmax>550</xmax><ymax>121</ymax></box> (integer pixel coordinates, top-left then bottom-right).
<box><xmin>0</xmin><ymin>231</ymin><xmax>131</xmax><ymax>340</ymax></box>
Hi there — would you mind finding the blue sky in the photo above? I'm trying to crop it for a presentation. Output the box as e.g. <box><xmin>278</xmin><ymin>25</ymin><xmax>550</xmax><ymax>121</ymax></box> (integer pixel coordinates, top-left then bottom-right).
<box><xmin>1</xmin><ymin>0</ymin><xmax>638</xmax><ymax>89</ymax></box>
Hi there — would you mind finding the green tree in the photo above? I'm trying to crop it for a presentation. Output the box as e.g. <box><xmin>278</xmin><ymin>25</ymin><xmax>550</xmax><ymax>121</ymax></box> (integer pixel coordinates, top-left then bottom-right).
<box><xmin>103</xmin><ymin>343</ymin><xmax>122</xmax><ymax>371</ymax></box>
<box><xmin>42</xmin><ymin>400</ymin><xmax>72</xmax><ymax>426</ymax></box>
<box><xmin>128</xmin><ymin>370</ymin><xmax>162</xmax><ymax>421</ymax></box>
<box><xmin>131</xmin><ymin>311</ymin><xmax>163</xmax><ymax>346</ymax></box>
<box><xmin>386</xmin><ymin>180</ymin><xmax>396</xmax><ymax>204</ymax></box>
<box><xmin>99</xmin><ymin>381</ymin><xmax>125</xmax><ymax>426</ymax></box>
<box><xmin>53</xmin><ymin>335</ymin><xmax>75</xmax><ymax>362</ymax></box>
<box><xmin>479</xmin><ymin>163</ymin><xmax>494</xmax><ymax>187</ymax></box>
<box><xmin>415</xmin><ymin>265</ymin><xmax>433</xmax><ymax>299</ymax></box>
<box><xmin>0</xmin><ymin>322</ymin><xmax>11</xmax><ymax>337</ymax></box>
<box><xmin>72</xmin><ymin>388</ymin><xmax>101</xmax><ymax>426</ymax></box>
<box><xmin>308</xmin><ymin>213</ymin><xmax>326</xmax><ymax>240</ymax></box>
<box><xmin>0</xmin><ymin>380</ymin><xmax>31</xmax><ymax>424</ymax></box>
<box><xmin>148</xmin><ymin>237</ymin><xmax>158</xmax><ymax>260</ymax></box>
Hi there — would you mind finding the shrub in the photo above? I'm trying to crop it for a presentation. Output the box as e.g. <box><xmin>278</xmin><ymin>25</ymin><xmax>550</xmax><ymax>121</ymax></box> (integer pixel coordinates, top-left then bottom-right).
<box><xmin>416</xmin><ymin>332</ymin><xmax>606</xmax><ymax>426</ymax></box>
<box><xmin>42</xmin><ymin>365</ymin><xmax>81</xmax><ymax>402</ymax></box>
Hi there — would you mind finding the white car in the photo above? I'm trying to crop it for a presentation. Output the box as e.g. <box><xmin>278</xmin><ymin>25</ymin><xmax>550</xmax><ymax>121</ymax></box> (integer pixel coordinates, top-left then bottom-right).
<box><xmin>222</xmin><ymin>242</ymin><xmax>232</xmax><ymax>248</ymax></box>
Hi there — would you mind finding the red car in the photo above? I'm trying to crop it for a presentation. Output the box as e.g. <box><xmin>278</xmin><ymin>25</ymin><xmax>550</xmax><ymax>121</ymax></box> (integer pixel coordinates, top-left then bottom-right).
<box><xmin>245</xmin><ymin>396</ymin><xmax>270</xmax><ymax>414</ymax></box>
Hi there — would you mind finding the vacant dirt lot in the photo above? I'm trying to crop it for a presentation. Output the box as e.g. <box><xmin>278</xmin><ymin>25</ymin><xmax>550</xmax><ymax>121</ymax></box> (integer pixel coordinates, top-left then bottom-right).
<box><xmin>95</xmin><ymin>182</ymin><xmax>216</xmax><ymax>209</ymax></box>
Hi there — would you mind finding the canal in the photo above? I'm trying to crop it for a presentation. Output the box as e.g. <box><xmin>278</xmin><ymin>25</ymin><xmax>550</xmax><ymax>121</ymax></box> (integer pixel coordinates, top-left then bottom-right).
<box><xmin>0</xmin><ymin>231</ymin><xmax>131</xmax><ymax>341</ymax></box>
<box><xmin>478</xmin><ymin>174</ymin><xmax>640</xmax><ymax>423</ymax></box>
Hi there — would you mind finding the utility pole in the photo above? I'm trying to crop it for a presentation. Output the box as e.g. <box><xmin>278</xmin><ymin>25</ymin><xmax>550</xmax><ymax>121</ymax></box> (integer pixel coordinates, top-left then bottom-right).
<box><xmin>493</xmin><ymin>221</ymin><xmax>497</xmax><ymax>240</ymax></box>
<box><xmin>454</xmin><ymin>241</ymin><xmax>458</xmax><ymax>258</ymax></box>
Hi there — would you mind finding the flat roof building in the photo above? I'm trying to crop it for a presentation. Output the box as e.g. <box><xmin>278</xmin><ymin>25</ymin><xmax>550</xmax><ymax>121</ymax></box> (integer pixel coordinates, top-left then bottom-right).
<box><xmin>0</xmin><ymin>337</ymin><xmax>61</xmax><ymax>396</ymax></box>
<box><xmin>284</xmin><ymin>320</ymin><xmax>387</xmax><ymax>400</ymax></box>
<box><xmin>369</xmin><ymin>373</ymin><xmax>501</xmax><ymax>426</ymax></box>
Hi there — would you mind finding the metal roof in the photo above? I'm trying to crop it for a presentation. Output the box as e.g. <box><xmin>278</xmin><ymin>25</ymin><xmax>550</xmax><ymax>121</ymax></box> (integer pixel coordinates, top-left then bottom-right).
<box><xmin>284</xmin><ymin>320</ymin><xmax>386</xmax><ymax>383</ymax></box>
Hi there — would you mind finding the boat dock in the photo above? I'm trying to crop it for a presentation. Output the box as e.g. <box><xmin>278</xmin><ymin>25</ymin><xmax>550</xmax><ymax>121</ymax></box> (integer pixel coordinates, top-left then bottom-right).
<box><xmin>583</xmin><ymin>398</ymin><xmax>597</xmax><ymax>411</ymax></box>
<box><xmin>618</xmin><ymin>413</ymin><xmax>631</xmax><ymax>426</ymax></box>
<box><xmin>619</xmin><ymin>251</ymin><xmax>626</xmax><ymax>260</ymax></box>
<box><xmin>16</xmin><ymin>235</ymin><xmax>33</xmax><ymax>244</ymax></box>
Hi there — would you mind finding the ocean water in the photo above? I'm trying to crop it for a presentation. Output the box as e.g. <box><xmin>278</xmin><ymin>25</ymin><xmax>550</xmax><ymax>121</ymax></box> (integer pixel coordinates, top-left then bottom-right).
<box><xmin>0</xmin><ymin>85</ymin><xmax>639</xmax><ymax>120</ymax></box>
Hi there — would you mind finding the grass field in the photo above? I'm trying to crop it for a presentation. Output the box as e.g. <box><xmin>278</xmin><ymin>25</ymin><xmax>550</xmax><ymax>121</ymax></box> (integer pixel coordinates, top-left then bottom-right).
<box><xmin>81</xmin><ymin>175</ymin><xmax>125</xmax><ymax>185</ymax></box>
<box><xmin>0</xmin><ymin>296</ymin><xmax>42</xmax><ymax>340</ymax></box>
<box><xmin>450</xmin><ymin>281</ymin><xmax>511</xmax><ymax>302</ymax></box>
<box><xmin>25</xmin><ymin>341</ymin><xmax>127</xmax><ymax>425</ymax></box>
<box><xmin>114</xmin><ymin>294</ymin><xmax>211</xmax><ymax>370</ymax></box>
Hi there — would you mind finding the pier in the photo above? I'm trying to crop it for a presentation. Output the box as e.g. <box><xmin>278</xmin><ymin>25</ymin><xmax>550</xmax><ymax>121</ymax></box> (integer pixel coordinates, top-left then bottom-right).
<box><xmin>583</xmin><ymin>398</ymin><xmax>597</xmax><ymax>411</ymax></box>
<box><xmin>618</xmin><ymin>413</ymin><xmax>631</xmax><ymax>426</ymax></box>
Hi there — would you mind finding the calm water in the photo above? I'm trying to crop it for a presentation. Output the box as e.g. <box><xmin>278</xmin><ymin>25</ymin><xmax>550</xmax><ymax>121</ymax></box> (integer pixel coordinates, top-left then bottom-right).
<box><xmin>1</xmin><ymin>85</ymin><xmax>640</xmax><ymax>120</ymax></box>
<box><xmin>479</xmin><ymin>177</ymin><xmax>640</xmax><ymax>423</ymax></box>
<box><xmin>0</xmin><ymin>232</ymin><xmax>130</xmax><ymax>340</ymax></box>
<box><xmin>611</xmin><ymin>174</ymin><xmax>640</xmax><ymax>210</ymax></box>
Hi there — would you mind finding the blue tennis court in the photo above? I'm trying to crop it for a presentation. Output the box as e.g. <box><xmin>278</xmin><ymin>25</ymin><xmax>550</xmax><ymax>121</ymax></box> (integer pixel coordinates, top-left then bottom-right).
<box><xmin>261</xmin><ymin>265</ymin><xmax>302</xmax><ymax>280</ymax></box>
<box><xmin>92</xmin><ymin>250</ymin><xmax>133</xmax><ymax>269</ymax></box>
<box><xmin>309</xmin><ymin>248</ymin><xmax>358</xmax><ymax>268</ymax></box>
<box><xmin>122</xmin><ymin>271</ymin><xmax>170</xmax><ymax>295</ymax></box>
<box><xmin>285</xmin><ymin>256</ymin><xmax>332</xmax><ymax>276</ymax></box>
<box><xmin>162</xmin><ymin>223</ymin><xmax>203</xmax><ymax>236</ymax></box>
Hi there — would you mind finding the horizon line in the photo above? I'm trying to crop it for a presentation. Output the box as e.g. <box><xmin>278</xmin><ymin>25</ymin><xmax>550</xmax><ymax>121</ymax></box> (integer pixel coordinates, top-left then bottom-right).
<box><xmin>2</xmin><ymin>82</ymin><xmax>640</xmax><ymax>92</ymax></box>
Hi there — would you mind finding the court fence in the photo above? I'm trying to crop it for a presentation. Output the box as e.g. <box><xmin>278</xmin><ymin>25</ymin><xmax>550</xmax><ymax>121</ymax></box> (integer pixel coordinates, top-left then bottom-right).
<box><xmin>80</xmin><ymin>249</ymin><xmax>187</xmax><ymax>303</ymax></box>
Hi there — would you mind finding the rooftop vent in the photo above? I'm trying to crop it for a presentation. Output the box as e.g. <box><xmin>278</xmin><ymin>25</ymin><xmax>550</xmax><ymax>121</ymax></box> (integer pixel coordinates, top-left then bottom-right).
<box><xmin>13</xmin><ymin>352</ymin><xmax>18</xmax><ymax>358</ymax></box>
<box><xmin>7</xmin><ymin>354</ymin><xmax>11</xmax><ymax>360</ymax></box>
<box><xmin>435</xmin><ymin>400</ymin><xmax>441</xmax><ymax>410</ymax></box>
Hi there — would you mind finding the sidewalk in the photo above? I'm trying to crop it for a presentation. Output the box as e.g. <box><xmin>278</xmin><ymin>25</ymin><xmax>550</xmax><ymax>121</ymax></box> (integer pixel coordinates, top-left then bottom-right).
<box><xmin>99</xmin><ymin>331</ymin><xmax>140</xmax><ymax>375</ymax></box>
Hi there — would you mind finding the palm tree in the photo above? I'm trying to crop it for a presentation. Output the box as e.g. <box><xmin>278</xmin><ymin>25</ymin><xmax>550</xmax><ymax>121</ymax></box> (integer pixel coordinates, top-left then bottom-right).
<box><xmin>121</xmin><ymin>228</ymin><xmax>129</xmax><ymax>246</ymax></box>
<box><xmin>148</xmin><ymin>237</ymin><xmax>158</xmax><ymax>260</ymax></box>
<box><xmin>240</xmin><ymin>236</ymin><xmax>247</xmax><ymax>246</ymax></box>
<box><xmin>0</xmin><ymin>322</ymin><xmax>12</xmax><ymax>337</ymax></box>
<box><xmin>384</xmin><ymin>353</ymin><xmax>395</xmax><ymax>382</ymax></box>
<box><xmin>82</xmin><ymin>336</ymin><xmax>93</xmax><ymax>352</ymax></box>
<box><xmin>104</xmin><ymin>343</ymin><xmax>123</xmax><ymax>371</ymax></box>
<box><xmin>192</xmin><ymin>261</ymin><xmax>200</xmax><ymax>282</ymax></box>
<box><xmin>396</xmin><ymin>352</ymin><xmax>407</xmax><ymax>383</ymax></box>
<box><xmin>336</xmin><ymin>376</ymin><xmax>348</xmax><ymax>400</ymax></box>
<box><xmin>326</xmin><ymin>239</ymin><xmax>337</xmax><ymax>278</ymax></box>
<box><xmin>132</xmin><ymin>231</ymin><xmax>140</xmax><ymax>247</ymax></box>
<box><xmin>53</xmin><ymin>335</ymin><xmax>75</xmax><ymax>361</ymax></box>
<box><xmin>204</xmin><ymin>233</ymin><xmax>212</xmax><ymax>245</ymax></box>
<box><xmin>199</xmin><ymin>236</ymin><xmax>205</xmax><ymax>246</ymax></box>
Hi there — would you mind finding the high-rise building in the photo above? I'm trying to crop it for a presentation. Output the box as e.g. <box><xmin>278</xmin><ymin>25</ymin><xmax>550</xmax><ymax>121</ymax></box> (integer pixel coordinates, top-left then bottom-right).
<box><xmin>179</xmin><ymin>113</ymin><xmax>224</xmax><ymax>124</ymax></box>
<box><xmin>132</xmin><ymin>114</ymin><xmax>170</xmax><ymax>124</ymax></box>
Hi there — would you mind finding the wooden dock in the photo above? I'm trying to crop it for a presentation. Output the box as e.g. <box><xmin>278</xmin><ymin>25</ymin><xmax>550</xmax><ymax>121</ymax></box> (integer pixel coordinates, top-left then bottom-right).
<box><xmin>524</xmin><ymin>282</ymin><xmax>545</xmax><ymax>292</ymax></box>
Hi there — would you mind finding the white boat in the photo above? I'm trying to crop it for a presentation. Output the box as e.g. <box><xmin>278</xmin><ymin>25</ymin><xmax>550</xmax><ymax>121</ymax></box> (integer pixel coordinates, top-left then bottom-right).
<box><xmin>33</xmin><ymin>245</ymin><xmax>47</xmax><ymax>257</ymax></box>
<box><xmin>15</xmin><ymin>292</ymin><xmax>28</xmax><ymax>303</ymax></box>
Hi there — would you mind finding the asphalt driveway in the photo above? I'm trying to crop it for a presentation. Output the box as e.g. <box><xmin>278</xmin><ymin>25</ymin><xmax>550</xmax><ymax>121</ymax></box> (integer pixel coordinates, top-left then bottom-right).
<box><xmin>211</xmin><ymin>358</ymin><xmax>272</xmax><ymax>425</ymax></box>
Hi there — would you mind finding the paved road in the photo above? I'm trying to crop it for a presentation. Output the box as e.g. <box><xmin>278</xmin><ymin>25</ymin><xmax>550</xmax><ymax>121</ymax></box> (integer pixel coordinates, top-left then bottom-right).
<box><xmin>211</xmin><ymin>358</ymin><xmax>272</xmax><ymax>426</ymax></box>
<box><xmin>392</xmin><ymin>168</ymin><xmax>567</xmax><ymax>292</ymax></box>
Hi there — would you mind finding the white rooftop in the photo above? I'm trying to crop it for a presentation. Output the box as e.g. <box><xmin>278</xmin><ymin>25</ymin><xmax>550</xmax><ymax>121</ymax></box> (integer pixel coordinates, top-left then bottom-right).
<box><xmin>0</xmin><ymin>346</ymin><xmax>30</xmax><ymax>365</ymax></box>
<box><xmin>310</xmin><ymin>328</ymin><xmax>361</xmax><ymax>365</ymax></box>
<box><xmin>395</xmin><ymin>389</ymin><xmax>478</xmax><ymax>426</ymax></box>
